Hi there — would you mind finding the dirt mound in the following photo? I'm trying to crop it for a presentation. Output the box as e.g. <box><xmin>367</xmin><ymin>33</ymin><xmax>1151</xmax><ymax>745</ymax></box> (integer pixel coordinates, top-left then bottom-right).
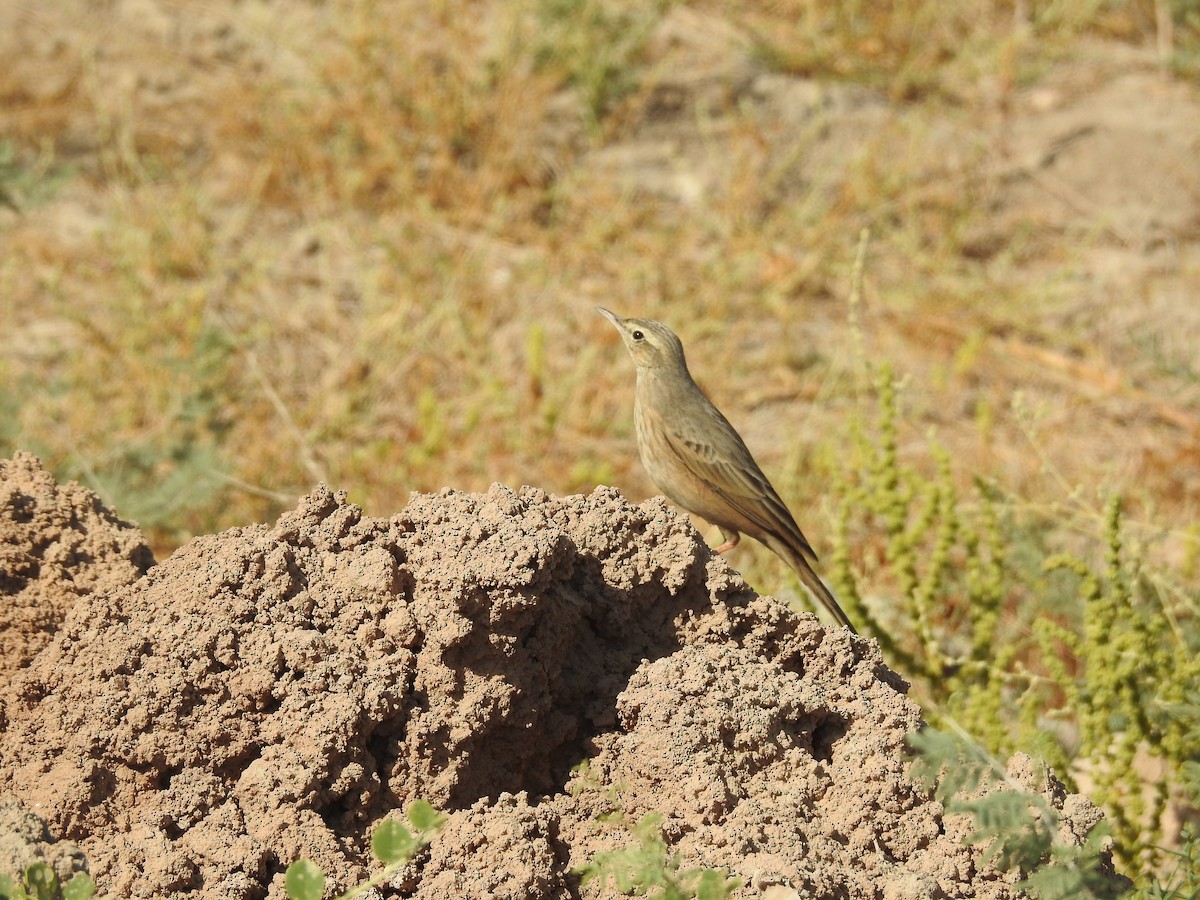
<box><xmin>0</xmin><ymin>795</ymin><xmax>90</xmax><ymax>888</ymax></box>
<box><xmin>0</xmin><ymin>461</ymin><xmax>1119</xmax><ymax>898</ymax></box>
<box><xmin>0</xmin><ymin>452</ymin><xmax>154</xmax><ymax>696</ymax></box>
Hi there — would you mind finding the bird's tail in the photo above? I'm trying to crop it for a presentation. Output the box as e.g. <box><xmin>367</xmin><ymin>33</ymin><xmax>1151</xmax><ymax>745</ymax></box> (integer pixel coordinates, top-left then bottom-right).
<box><xmin>764</xmin><ymin>535</ymin><xmax>857</xmax><ymax>634</ymax></box>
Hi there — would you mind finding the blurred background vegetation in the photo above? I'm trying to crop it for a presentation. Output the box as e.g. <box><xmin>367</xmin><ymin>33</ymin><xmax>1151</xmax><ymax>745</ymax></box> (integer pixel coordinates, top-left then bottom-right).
<box><xmin>1</xmin><ymin>0</ymin><xmax>1198</xmax><ymax>892</ymax></box>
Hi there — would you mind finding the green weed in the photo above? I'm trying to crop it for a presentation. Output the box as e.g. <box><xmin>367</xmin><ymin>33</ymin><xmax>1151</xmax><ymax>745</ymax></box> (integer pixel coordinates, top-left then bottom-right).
<box><xmin>575</xmin><ymin>812</ymin><xmax>740</xmax><ymax>900</ymax></box>
<box><xmin>0</xmin><ymin>139</ymin><xmax>73</xmax><ymax>212</ymax></box>
<box><xmin>835</xmin><ymin>362</ymin><xmax>1200</xmax><ymax>876</ymax></box>
<box><xmin>910</xmin><ymin>727</ymin><xmax>1123</xmax><ymax>899</ymax></box>
<box><xmin>532</xmin><ymin>0</ymin><xmax>669</xmax><ymax>128</ymax></box>
<box><xmin>284</xmin><ymin>800</ymin><xmax>447</xmax><ymax>900</ymax></box>
<box><xmin>1134</xmin><ymin>825</ymin><xmax>1200</xmax><ymax>899</ymax></box>
<box><xmin>0</xmin><ymin>864</ymin><xmax>94</xmax><ymax>900</ymax></box>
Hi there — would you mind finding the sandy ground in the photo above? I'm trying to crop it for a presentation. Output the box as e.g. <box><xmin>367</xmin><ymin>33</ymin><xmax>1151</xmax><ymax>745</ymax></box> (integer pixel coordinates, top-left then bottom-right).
<box><xmin>0</xmin><ymin>453</ymin><xmax>1125</xmax><ymax>898</ymax></box>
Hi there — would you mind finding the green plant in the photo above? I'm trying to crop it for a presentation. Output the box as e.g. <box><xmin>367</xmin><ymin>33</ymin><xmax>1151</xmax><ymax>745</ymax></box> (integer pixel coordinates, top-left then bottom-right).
<box><xmin>909</xmin><ymin>727</ymin><xmax>1123</xmax><ymax>900</ymax></box>
<box><xmin>1038</xmin><ymin>503</ymin><xmax>1199</xmax><ymax>867</ymax></box>
<box><xmin>0</xmin><ymin>864</ymin><xmax>94</xmax><ymax>900</ymax></box>
<box><xmin>60</xmin><ymin>323</ymin><xmax>238</xmax><ymax>543</ymax></box>
<box><xmin>1132</xmin><ymin>825</ymin><xmax>1200</xmax><ymax>899</ymax></box>
<box><xmin>532</xmin><ymin>0</ymin><xmax>667</xmax><ymax>127</ymax></box>
<box><xmin>284</xmin><ymin>800</ymin><xmax>447</xmax><ymax>900</ymax></box>
<box><xmin>575</xmin><ymin>812</ymin><xmax>741</xmax><ymax>899</ymax></box>
<box><xmin>831</xmin><ymin>362</ymin><xmax>1200</xmax><ymax>874</ymax></box>
<box><xmin>829</xmin><ymin>362</ymin><xmax>1007</xmax><ymax>677</ymax></box>
<box><xmin>0</xmin><ymin>139</ymin><xmax>73</xmax><ymax>212</ymax></box>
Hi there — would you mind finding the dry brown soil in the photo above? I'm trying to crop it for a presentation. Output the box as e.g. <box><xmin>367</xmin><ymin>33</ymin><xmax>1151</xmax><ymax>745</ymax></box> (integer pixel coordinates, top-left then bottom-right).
<box><xmin>0</xmin><ymin>453</ymin><xmax>1124</xmax><ymax>898</ymax></box>
<box><xmin>1</xmin><ymin>2</ymin><xmax>1196</xmax><ymax>898</ymax></box>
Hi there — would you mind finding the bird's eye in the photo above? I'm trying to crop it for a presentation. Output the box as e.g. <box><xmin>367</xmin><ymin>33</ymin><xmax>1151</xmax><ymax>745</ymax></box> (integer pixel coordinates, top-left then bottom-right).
<box><xmin>632</xmin><ymin>330</ymin><xmax>644</xmax><ymax>341</ymax></box>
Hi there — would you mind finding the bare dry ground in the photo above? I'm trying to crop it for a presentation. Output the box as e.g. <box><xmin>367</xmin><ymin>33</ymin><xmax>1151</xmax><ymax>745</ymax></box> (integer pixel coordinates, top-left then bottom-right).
<box><xmin>0</xmin><ymin>455</ymin><xmax>1126</xmax><ymax>898</ymax></box>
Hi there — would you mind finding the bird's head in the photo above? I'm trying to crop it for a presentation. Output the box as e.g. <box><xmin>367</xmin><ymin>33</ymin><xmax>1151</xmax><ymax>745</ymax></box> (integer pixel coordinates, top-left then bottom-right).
<box><xmin>596</xmin><ymin>307</ymin><xmax>687</xmax><ymax>371</ymax></box>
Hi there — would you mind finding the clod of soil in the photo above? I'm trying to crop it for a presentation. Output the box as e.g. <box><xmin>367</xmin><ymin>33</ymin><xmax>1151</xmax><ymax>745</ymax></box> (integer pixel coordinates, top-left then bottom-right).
<box><xmin>0</xmin><ymin>456</ymin><xmax>1122</xmax><ymax>898</ymax></box>
<box><xmin>0</xmin><ymin>452</ymin><xmax>154</xmax><ymax>696</ymax></box>
<box><xmin>0</xmin><ymin>795</ymin><xmax>90</xmax><ymax>888</ymax></box>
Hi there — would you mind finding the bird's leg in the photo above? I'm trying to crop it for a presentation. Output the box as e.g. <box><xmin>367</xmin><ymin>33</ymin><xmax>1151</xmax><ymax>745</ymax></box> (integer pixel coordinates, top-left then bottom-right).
<box><xmin>714</xmin><ymin>529</ymin><xmax>741</xmax><ymax>554</ymax></box>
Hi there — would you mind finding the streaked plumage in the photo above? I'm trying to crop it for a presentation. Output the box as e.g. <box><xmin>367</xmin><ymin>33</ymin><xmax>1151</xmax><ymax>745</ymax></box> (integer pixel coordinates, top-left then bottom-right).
<box><xmin>597</xmin><ymin>307</ymin><xmax>856</xmax><ymax>633</ymax></box>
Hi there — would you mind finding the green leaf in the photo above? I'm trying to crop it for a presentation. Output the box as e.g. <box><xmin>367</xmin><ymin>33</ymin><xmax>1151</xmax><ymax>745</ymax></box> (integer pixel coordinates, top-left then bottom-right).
<box><xmin>23</xmin><ymin>865</ymin><xmax>56</xmax><ymax>900</ymax></box>
<box><xmin>0</xmin><ymin>872</ymin><xmax>23</xmax><ymax>900</ymax></box>
<box><xmin>632</xmin><ymin>812</ymin><xmax>664</xmax><ymax>842</ymax></box>
<box><xmin>695</xmin><ymin>869</ymin><xmax>735</xmax><ymax>900</ymax></box>
<box><xmin>406</xmin><ymin>800</ymin><xmax>447</xmax><ymax>834</ymax></box>
<box><xmin>284</xmin><ymin>859</ymin><xmax>325</xmax><ymax>900</ymax></box>
<box><xmin>61</xmin><ymin>875</ymin><xmax>96</xmax><ymax>900</ymax></box>
<box><xmin>372</xmin><ymin>820</ymin><xmax>419</xmax><ymax>864</ymax></box>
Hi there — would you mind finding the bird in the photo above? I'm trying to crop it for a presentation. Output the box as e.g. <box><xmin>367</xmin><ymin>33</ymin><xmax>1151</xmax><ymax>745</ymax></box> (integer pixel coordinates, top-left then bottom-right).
<box><xmin>597</xmin><ymin>307</ymin><xmax>856</xmax><ymax>633</ymax></box>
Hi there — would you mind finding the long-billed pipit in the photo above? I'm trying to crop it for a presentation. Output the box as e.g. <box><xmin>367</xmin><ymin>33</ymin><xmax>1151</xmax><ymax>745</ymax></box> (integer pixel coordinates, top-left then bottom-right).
<box><xmin>597</xmin><ymin>307</ymin><xmax>856</xmax><ymax>633</ymax></box>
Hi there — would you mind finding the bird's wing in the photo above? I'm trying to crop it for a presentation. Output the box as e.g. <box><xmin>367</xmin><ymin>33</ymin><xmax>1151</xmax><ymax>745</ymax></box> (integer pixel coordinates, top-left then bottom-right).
<box><xmin>664</xmin><ymin>403</ymin><xmax>821</xmax><ymax>563</ymax></box>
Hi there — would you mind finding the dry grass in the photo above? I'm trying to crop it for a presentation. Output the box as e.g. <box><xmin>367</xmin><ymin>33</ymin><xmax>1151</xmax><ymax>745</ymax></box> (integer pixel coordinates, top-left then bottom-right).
<box><xmin>0</xmin><ymin>0</ymin><xmax>1195</xmax><ymax>565</ymax></box>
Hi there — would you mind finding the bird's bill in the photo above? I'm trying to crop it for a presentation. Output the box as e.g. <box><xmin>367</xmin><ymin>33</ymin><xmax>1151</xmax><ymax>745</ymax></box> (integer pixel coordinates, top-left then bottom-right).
<box><xmin>595</xmin><ymin>306</ymin><xmax>622</xmax><ymax>329</ymax></box>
